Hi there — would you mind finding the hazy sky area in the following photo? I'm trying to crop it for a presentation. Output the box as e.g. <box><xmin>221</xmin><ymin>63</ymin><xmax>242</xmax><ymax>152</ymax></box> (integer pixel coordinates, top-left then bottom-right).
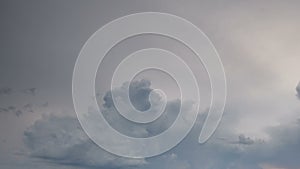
<box><xmin>1</xmin><ymin>0</ymin><xmax>300</xmax><ymax>169</ymax></box>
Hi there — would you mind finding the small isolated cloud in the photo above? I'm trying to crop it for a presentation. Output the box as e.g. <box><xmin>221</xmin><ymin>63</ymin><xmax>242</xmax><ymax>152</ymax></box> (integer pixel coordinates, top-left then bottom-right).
<box><xmin>0</xmin><ymin>105</ymin><xmax>24</xmax><ymax>117</ymax></box>
<box><xmin>22</xmin><ymin>88</ymin><xmax>37</xmax><ymax>96</ymax></box>
<box><xmin>0</xmin><ymin>103</ymin><xmax>40</xmax><ymax>117</ymax></box>
<box><xmin>0</xmin><ymin>107</ymin><xmax>9</xmax><ymax>113</ymax></box>
<box><xmin>15</xmin><ymin>110</ymin><xmax>22</xmax><ymax>117</ymax></box>
<box><xmin>0</xmin><ymin>87</ymin><xmax>13</xmax><ymax>95</ymax></box>
<box><xmin>238</xmin><ymin>134</ymin><xmax>255</xmax><ymax>145</ymax></box>
<box><xmin>0</xmin><ymin>87</ymin><xmax>38</xmax><ymax>96</ymax></box>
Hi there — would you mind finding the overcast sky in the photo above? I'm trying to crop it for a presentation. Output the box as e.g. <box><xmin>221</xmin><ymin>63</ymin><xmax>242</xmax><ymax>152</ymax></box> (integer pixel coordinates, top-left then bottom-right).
<box><xmin>0</xmin><ymin>0</ymin><xmax>300</xmax><ymax>169</ymax></box>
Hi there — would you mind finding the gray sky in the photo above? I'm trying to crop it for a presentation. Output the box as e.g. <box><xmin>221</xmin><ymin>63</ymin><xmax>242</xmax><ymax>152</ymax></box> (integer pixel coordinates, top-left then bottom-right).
<box><xmin>0</xmin><ymin>0</ymin><xmax>300</xmax><ymax>169</ymax></box>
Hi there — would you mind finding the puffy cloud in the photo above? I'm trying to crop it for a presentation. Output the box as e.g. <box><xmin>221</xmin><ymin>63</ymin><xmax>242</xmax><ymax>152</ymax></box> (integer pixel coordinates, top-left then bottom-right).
<box><xmin>178</xmin><ymin>117</ymin><xmax>300</xmax><ymax>169</ymax></box>
<box><xmin>23</xmin><ymin>79</ymin><xmax>199</xmax><ymax>169</ymax></box>
<box><xmin>101</xmin><ymin>79</ymin><xmax>195</xmax><ymax>138</ymax></box>
<box><xmin>128</xmin><ymin>79</ymin><xmax>152</xmax><ymax>111</ymax></box>
<box><xmin>103</xmin><ymin>79</ymin><xmax>152</xmax><ymax>111</ymax></box>
<box><xmin>22</xmin><ymin>79</ymin><xmax>300</xmax><ymax>169</ymax></box>
<box><xmin>24</xmin><ymin>115</ymin><xmax>146</xmax><ymax>169</ymax></box>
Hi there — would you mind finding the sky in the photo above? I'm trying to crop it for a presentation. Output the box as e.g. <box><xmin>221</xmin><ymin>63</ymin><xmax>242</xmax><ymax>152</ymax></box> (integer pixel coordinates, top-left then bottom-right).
<box><xmin>0</xmin><ymin>0</ymin><xmax>300</xmax><ymax>169</ymax></box>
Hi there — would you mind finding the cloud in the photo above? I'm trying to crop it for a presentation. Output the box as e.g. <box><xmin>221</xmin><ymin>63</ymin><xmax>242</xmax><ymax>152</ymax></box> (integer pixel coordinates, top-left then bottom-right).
<box><xmin>0</xmin><ymin>87</ymin><xmax>13</xmax><ymax>95</ymax></box>
<box><xmin>0</xmin><ymin>105</ymin><xmax>23</xmax><ymax>117</ymax></box>
<box><xmin>0</xmin><ymin>87</ymin><xmax>48</xmax><ymax>117</ymax></box>
<box><xmin>153</xmin><ymin>153</ymin><xmax>191</xmax><ymax>169</ymax></box>
<box><xmin>23</xmin><ymin>79</ymin><xmax>197</xmax><ymax>169</ymax></box>
<box><xmin>0</xmin><ymin>107</ymin><xmax>9</xmax><ymax>113</ymax></box>
<box><xmin>128</xmin><ymin>79</ymin><xmax>152</xmax><ymax>111</ymax></box>
<box><xmin>22</xmin><ymin>88</ymin><xmax>38</xmax><ymax>96</ymax></box>
<box><xmin>171</xmin><ymin>116</ymin><xmax>300</xmax><ymax>169</ymax></box>
<box><xmin>101</xmin><ymin>79</ymin><xmax>195</xmax><ymax>138</ymax></box>
<box><xmin>22</xmin><ymin>79</ymin><xmax>300</xmax><ymax>169</ymax></box>
<box><xmin>257</xmin><ymin>121</ymin><xmax>300</xmax><ymax>169</ymax></box>
<box><xmin>103</xmin><ymin>79</ymin><xmax>152</xmax><ymax>111</ymax></box>
<box><xmin>0</xmin><ymin>87</ymin><xmax>38</xmax><ymax>96</ymax></box>
<box><xmin>237</xmin><ymin>134</ymin><xmax>255</xmax><ymax>145</ymax></box>
<box><xmin>24</xmin><ymin>115</ymin><xmax>146</xmax><ymax>169</ymax></box>
<box><xmin>296</xmin><ymin>82</ymin><xmax>300</xmax><ymax>99</ymax></box>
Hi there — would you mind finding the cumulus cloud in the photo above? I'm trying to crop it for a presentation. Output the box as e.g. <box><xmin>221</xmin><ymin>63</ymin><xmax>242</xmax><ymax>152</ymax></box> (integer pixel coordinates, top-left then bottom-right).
<box><xmin>101</xmin><ymin>79</ymin><xmax>195</xmax><ymax>138</ymax></box>
<box><xmin>24</xmin><ymin>115</ymin><xmax>146</xmax><ymax>169</ymax></box>
<box><xmin>22</xmin><ymin>79</ymin><xmax>300</xmax><ymax>169</ymax></box>
<box><xmin>23</xmin><ymin>79</ymin><xmax>194</xmax><ymax>169</ymax></box>
<box><xmin>128</xmin><ymin>79</ymin><xmax>152</xmax><ymax>111</ymax></box>
<box><xmin>170</xmin><ymin>116</ymin><xmax>300</xmax><ymax>169</ymax></box>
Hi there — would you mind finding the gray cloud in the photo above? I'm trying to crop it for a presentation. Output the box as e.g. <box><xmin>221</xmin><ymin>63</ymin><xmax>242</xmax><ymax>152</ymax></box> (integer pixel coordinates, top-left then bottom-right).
<box><xmin>23</xmin><ymin>78</ymin><xmax>300</xmax><ymax>169</ymax></box>
<box><xmin>15</xmin><ymin>110</ymin><xmax>22</xmax><ymax>117</ymax></box>
<box><xmin>101</xmin><ymin>79</ymin><xmax>193</xmax><ymax>138</ymax></box>
<box><xmin>237</xmin><ymin>134</ymin><xmax>255</xmax><ymax>145</ymax></box>
<box><xmin>0</xmin><ymin>87</ymin><xmax>38</xmax><ymax>96</ymax></box>
<box><xmin>296</xmin><ymin>82</ymin><xmax>300</xmax><ymax>99</ymax></box>
<box><xmin>0</xmin><ymin>87</ymin><xmax>51</xmax><ymax>117</ymax></box>
<box><xmin>0</xmin><ymin>105</ymin><xmax>24</xmax><ymax>117</ymax></box>
<box><xmin>128</xmin><ymin>79</ymin><xmax>152</xmax><ymax>111</ymax></box>
<box><xmin>258</xmin><ymin>121</ymin><xmax>300</xmax><ymax>169</ymax></box>
<box><xmin>24</xmin><ymin>115</ymin><xmax>146</xmax><ymax>169</ymax></box>
<box><xmin>165</xmin><ymin>115</ymin><xmax>300</xmax><ymax>169</ymax></box>
<box><xmin>23</xmin><ymin>79</ymin><xmax>177</xmax><ymax>168</ymax></box>
<box><xmin>22</xmin><ymin>88</ymin><xmax>37</xmax><ymax>96</ymax></box>
<box><xmin>103</xmin><ymin>79</ymin><xmax>152</xmax><ymax>111</ymax></box>
<box><xmin>0</xmin><ymin>87</ymin><xmax>13</xmax><ymax>95</ymax></box>
<box><xmin>0</xmin><ymin>107</ymin><xmax>9</xmax><ymax>113</ymax></box>
<box><xmin>0</xmin><ymin>1</ymin><xmax>299</xmax><ymax>169</ymax></box>
<box><xmin>23</xmin><ymin>79</ymin><xmax>196</xmax><ymax>169</ymax></box>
